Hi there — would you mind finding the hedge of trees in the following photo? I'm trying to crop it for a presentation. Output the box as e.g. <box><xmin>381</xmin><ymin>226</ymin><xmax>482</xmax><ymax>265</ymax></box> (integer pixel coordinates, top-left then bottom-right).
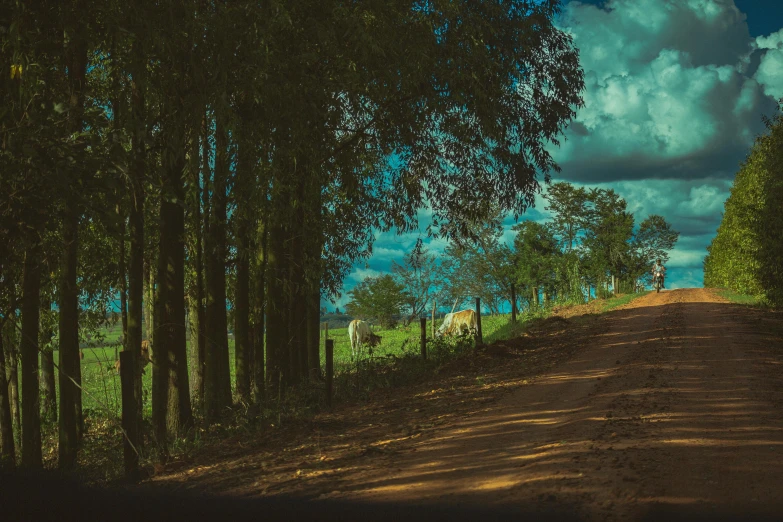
<box><xmin>704</xmin><ymin>108</ymin><xmax>783</xmax><ymax>304</ymax></box>
<box><xmin>0</xmin><ymin>2</ymin><xmax>584</xmax><ymax>469</ymax></box>
<box><xmin>346</xmin><ymin>181</ymin><xmax>680</xmax><ymax>324</ymax></box>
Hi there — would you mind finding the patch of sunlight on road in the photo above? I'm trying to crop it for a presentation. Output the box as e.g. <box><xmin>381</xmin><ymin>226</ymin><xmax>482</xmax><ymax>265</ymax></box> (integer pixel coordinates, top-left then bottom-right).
<box><xmin>660</xmin><ymin>438</ymin><xmax>783</xmax><ymax>447</ymax></box>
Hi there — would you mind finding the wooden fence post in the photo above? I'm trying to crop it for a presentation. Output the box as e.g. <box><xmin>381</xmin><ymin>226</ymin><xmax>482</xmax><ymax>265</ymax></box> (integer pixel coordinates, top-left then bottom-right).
<box><xmin>420</xmin><ymin>317</ymin><xmax>427</xmax><ymax>360</ymax></box>
<box><xmin>431</xmin><ymin>301</ymin><xmax>436</xmax><ymax>338</ymax></box>
<box><xmin>475</xmin><ymin>297</ymin><xmax>483</xmax><ymax>345</ymax></box>
<box><xmin>325</xmin><ymin>339</ymin><xmax>333</xmax><ymax>407</ymax></box>
<box><xmin>511</xmin><ymin>284</ymin><xmax>517</xmax><ymax>323</ymax></box>
<box><xmin>120</xmin><ymin>350</ymin><xmax>139</xmax><ymax>480</ymax></box>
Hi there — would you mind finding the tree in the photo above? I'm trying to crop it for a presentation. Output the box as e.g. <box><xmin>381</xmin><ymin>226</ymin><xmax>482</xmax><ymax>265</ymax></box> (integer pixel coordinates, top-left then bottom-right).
<box><xmin>544</xmin><ymin>182</ymin><xmax>589</xmax><ymax>252</ymax></box>
<box><xmin>512</xmin><ymin>221</ymin><xmax>560</xmax><ymax>306</ymax></box>
<box><xmin>631</xmin><ymin>215</ymin><xmax>680</xmax><ymax>286</ymax></box>
<box><xmin>345</xmin><ymin>276</ymin><xmax>407</xmax><ymax>328</ymax></box>
<box><xmin>583</xmin><ymin>188</ymin><xmax>634</xmax><ymax>293</ymax></box>
<box><xmin>704</xmin><ymin>106</ymin><xmax>783</xmax><ymax>303</ymax></box>
<box><xmin>20</xmin><ymin>246</ymin><xmax>42</xmax><ymax>468</ymax></box>
<box><xmin>391</xmin><ymin>247</ymin><xmax>440</xmax><ymax>323</ymax></box>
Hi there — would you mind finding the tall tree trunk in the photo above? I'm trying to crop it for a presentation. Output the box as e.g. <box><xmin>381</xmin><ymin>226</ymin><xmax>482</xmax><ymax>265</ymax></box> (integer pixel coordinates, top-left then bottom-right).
<box><xmin>163</xmin><ymin>138</ymin><xmax>192</xmax><ymax>439</ymax></box>
<box><xmin>233</xmin><ymin>124</ymin><xmax>253</xmax><ymax>403</ymax></box>
<box><xmin>144</xmin><ymin>260</ymin><xmax>154</xmax><ymax>343</ymax></box>
<box><xmin>293</xmin><ymin>177</ymin><xmax>308</xmax><ymax>383</ymax></box>
<box><xmin>305</xmin><ymin>178</ymin><xmax>322</xmax><ymax>380</ymax></box>
<box><xmin>204</xmin><ymin>108</ymin><xmax>231</xmax><ymax>423</ymax></box>
<box><xmin>128</xmin><ymin>35</ymin><xmax>146</xmax><ymax>440</ymax></box>
<box><xmin>154</xmin><ymin>109</ymin><xmax>193</xmax><ymax>447</ymax></box>
<box><xmin>151</xmin><ymin>243</ymin><xmax>167</xmax><ymax>454</ymax></box>
<box><xmin>265</xmin><ymin>206</ymin><xmax>287</xmax><ymax>394</ymax></box>
<box><xmin>186</xmin><ymin>124</ymin><xmax>205</xmax><ymax>407</ymax></box>
<box><xmin>187</xmin><ymin>294</ymin><xmax>202</xmax><ymax>405</ymax></box>
<box><xmin>20</xmin><ymin>246</ymin><xmax>42</xmax><ymax>468</ymax></box>
<box><xmin>5</xmin><ymin>321</ymin><xmax>21</xmax><ymax>457</ymax></box>
<box><xmin>196</xmin><ymin>111</ymin><xmax>209</xmax><ymax>406</ymax></box>
<box><xmin>0</xmin><ymin>315</ymin><xmax>14</xmax><ymax>468</ymax></box>
<box><xmin>307</xmin><ymin>286</ymin><xmax>320</xmax><ymax>380</ymax></box>
<box><xmin>40</xmin><ymin>297</ymin><xmax>56</xmax><ymax>424</ymax></box>
<box><xmin>61</xmin><ymin>5</ymin><xmax>87</xmax><ymax>460</ymax></box>
<box><xmin>119</xmin><ymin>214</ymin><xmax>128</xmax><ymax>351</ymax></box>
<box><xmin>252</xmin><ymin>221</ymin><xmax>267</xmax><ymax>403</ymax></box>
<box><xmin>58</xmin><ymin>203</ymin><xmax>80</xmax><ymax>470</ymax></box>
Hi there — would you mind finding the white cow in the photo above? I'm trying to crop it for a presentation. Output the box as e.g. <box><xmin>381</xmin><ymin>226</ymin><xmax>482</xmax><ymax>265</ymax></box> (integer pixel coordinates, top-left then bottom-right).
<box><xmin>348</xmin><ymin>319</ymin><xmax>382</xmax><ymax>356</ymax></box>
<box><xmin>436</xmin><ymin>309</ymin><xmax>478</xmax><ymax>337</ymax></box>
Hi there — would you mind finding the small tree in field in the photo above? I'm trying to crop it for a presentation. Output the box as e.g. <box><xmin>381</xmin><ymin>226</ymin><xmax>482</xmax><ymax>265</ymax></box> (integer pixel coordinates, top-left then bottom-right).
<box><xmin>391</xmin><ymin>247</ymin><xmax>439</xmax><ymax>324</ymax></box>
<box><xmin>345</xmin><ymin>275</ymin><xmax>407</xmax><ymax>328</ymax></box>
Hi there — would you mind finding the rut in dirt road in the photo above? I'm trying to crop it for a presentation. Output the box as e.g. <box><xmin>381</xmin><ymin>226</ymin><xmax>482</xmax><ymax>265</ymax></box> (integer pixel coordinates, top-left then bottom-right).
<box><xmin>321</xmin><ymin>289</ymin><xmax>783</xmax><ymax>519</ymax></box>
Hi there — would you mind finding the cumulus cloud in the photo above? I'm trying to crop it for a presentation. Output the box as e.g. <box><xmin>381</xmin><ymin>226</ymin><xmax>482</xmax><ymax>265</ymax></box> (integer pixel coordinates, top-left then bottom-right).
<box><xmin>552</xmin><ymin>0</ymin><xmax>778</xmax><ymax>182</ymax></box>
<box><xmin>322</xmin><ymin>0</ymin><xmax>782</xmax><ymax>306</ymax></box>
<box><xmin>755</xmin><ymin>29</ymin><xmax>783</xmax><ymax>99</ymax></box>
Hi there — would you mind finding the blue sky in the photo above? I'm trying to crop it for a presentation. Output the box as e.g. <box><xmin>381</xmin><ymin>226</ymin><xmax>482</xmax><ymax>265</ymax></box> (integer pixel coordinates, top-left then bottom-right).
<box><xmin>323</xmin><ymin>0</ymin><xmax>783</xmax><ymax>311</ymax></box>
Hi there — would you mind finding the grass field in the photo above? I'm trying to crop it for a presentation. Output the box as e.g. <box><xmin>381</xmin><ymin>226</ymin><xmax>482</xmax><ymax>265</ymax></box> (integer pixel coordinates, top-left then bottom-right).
<box><xmin>48</xmin><ymin>308</ymin><xmax>535</xmax><ymax>419</ymax></box>
<box><xmin>49</xmin><ymin>294</ymin><xmax>647</xmax><ymax>421</ymax></box>
<box><xmin>715</xmin><ymin>288</ymin><xmax>764</xmax><ymax>307</ymax></box>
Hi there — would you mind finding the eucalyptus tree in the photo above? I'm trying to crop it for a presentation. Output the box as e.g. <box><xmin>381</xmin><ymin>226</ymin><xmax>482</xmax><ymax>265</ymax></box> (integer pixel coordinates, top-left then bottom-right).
<box><xmin>512</xmin><ymin>221</ymin><xmax>560</xmax><ymax>306</ymax></box>
<box><xmin>705</xmin><ymin>109</ymin><xmax>783</xmax><ymax>302</ymax></box>
<box><xmin>544</xmin><ymin>182</ymin><xmax>589</xmax><ymax>252</ymax></box>
<box><xmin>582</xmin><ymin>188</ymin><xmax>634</xmax><ymax>293</ymax></box>
<box><xmin>630</xmin><ymin>215</ymin><xmax>679</xmax><ymax>285</ymax></box>
<box><xmin>257</xmin><ymin>0</ymin><xmax>584</xmax><ymax>388</ymax></box>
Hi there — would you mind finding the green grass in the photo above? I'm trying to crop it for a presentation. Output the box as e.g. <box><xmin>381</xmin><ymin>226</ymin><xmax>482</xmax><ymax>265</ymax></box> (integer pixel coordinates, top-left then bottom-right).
<box><xmin>321</xmin><ymin>311</ymin><xmax>536</xmax><ymax>364</ymax></box>
<box><xmin>51</xmin><ymin>295</ymin><xmax>644</xmax><ymax>421</ymax></box>
<box><xmin>715</xmin><ymin>288</ymin><xmax>764</xmax><ymax>307</ymax></box>
<box><xmin>58</xmin><ymin>311</ymin><xmax>533</xmax><ymax>419</ymax></box>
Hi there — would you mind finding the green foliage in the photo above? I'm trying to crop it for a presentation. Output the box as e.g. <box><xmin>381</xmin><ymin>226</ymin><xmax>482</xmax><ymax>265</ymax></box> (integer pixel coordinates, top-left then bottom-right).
<box><xmin>345</xmin><ymin>275</ymin><xmax>407</xmax><ymax>328</ymax></box>
<box><xmin>715</xmin><ymin>289</ymin><xmax>764</xmax><ymax>307</ymax></box>
<box><xmin>544</xmin><ymin>182</ymin><xmax>589</xmax><ymax>252</ymax></box>
<box><xmin>441</xmin><ymin>209</ymin><xmax>516</xmax><ymax>314</ymax></box>
<box><xmin>704</xmin><ymin>107</ymin><xmax>783</xmax><ymax>304</ymax></box>
<box><xmin>391</xmin><ymin>246</ymin><xmax>440</xmax><ymax>321</ymax></box>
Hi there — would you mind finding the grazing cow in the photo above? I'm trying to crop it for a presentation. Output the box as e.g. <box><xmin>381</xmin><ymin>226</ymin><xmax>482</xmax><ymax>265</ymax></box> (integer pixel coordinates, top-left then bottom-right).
<box><xmin>348</xmin><ymin>320</ymin><xmax>382</xmax><ymax>356</ymax></box>
<box><xmin>436</xmin><ymin>309</ymin><xmax>478</xmax><ymax>337</ymax></box>
<box><xmin>114</xmin><ymin>340</ymin><xmax>151</xmax><ymax>375</ymax></box>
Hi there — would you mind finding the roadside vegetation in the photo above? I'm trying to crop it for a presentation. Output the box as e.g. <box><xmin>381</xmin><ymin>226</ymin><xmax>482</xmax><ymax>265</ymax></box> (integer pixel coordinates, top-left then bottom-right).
<box><xmin>704</xmin><ymin>108</ymin><xmax>783</xmax><ymax>306</ymax></box>
<box><xmin>1</xmin><ymin>1</ymin><xmax>674</xmax><ymax>480</ymax></box>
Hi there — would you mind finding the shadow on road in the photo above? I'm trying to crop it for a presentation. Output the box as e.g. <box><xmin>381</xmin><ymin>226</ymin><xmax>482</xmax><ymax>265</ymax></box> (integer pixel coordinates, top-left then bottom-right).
<box><xmin>21</xmin><ymin>291</ymin><xmax>781</xmax><ymax>520</ymax></box>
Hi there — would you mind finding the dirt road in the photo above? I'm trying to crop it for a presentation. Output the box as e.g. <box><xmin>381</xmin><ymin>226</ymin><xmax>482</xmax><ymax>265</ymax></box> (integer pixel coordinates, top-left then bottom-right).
<box><xmin>150</xmin><ymin>289</ymin><xmax>783</xmax><ymax>519</ymax></box>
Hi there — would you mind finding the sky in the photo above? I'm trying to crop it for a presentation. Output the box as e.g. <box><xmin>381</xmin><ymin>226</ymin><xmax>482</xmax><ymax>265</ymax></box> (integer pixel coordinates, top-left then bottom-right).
<box><xmin>323</xmin><ymin>0</ymin><xmax>783</xmax><ymax>311</ymax></box>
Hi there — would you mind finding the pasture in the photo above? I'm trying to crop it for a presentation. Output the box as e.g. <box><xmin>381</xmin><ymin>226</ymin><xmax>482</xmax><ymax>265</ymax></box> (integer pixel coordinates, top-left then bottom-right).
<box><xmin>49</xmin><ymin>295</ymin><xmax>646</xmax><ymax>423</ymax></box>
<box><xmin>50</xmin><ymin>307</ymin><xmax>542</xmax><ymax>421</ymax></box>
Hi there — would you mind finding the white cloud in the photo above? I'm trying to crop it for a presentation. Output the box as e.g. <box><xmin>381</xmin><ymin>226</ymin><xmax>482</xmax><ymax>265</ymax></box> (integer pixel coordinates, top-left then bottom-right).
<box><xmin>347</xmin><ymin>267</ymin><xmax>384</xmax><ymax>283</ymax></box>
<box><xmin>553</xmin><ymin>0</ymin><xmax>775</xmax><ymax>180</ymax></box>
<box><xmin>755</xmin><ymin>29</ymin><xmax>783</xmax><ymax>99</ymax></box>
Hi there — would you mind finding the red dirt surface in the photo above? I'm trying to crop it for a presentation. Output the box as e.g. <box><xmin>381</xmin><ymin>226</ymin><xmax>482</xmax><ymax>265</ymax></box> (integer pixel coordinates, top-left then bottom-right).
<box><xmin>144</xmin><ymin>289</ymin><xmax>783</xmax><ymax>519</ymax></box>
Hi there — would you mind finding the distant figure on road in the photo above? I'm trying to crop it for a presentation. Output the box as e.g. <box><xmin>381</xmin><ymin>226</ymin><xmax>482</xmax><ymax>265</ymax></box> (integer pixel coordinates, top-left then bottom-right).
<box><xmin>652</xmin><ymin>258</ymin><xmax>666</xmax><ymax>289</ymax></box>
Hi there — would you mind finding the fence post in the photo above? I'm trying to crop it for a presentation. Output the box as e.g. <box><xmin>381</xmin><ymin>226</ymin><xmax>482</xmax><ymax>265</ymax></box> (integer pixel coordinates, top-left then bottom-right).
<box><xmin>325</xmin><ymin>339</ymin><xmax>334</xmax><ymax>407</ymax></box>
<box><xmin>511</xmin><ymin>284</ymin><xmax>517</xmax><ymax>323</ymax></box>
<box><xmin>120</xmin><ymin>350</ymin><xmax>139</xmax><ymax>480</ymax></box>
<box><xmin>431</xmin><ymin>300</ymin><xmax>436</xmax><ymax>338</ymax></box>
<box><xmin>420</xmin><ymin>317</ymin><xmax>427</xmax><ymax>360</ymax></box>
<box><xmin>475</xmin><ymin>297</ymin><xmax>483</xmax><ymax>345</ymax></box>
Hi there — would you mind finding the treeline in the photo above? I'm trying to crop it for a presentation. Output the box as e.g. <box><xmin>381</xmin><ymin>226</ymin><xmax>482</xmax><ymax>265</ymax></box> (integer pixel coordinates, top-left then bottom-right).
<box><xmin>704</xmin><ymin>109</ymin><xmax>783</xmax><ymax>303</ymax></box>
<box><xmin>0</xmin><ymin>2</ymin><xmax>583</xmax><ymax>469</ymax></box>
<box><xmin>346</xmin><ymin>181</ymin><xmax>680</xmax><ymax>325</ymax></box>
